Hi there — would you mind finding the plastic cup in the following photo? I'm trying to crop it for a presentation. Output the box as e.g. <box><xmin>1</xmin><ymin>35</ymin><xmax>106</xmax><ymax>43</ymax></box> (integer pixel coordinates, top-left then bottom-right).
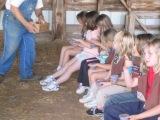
<box><xmin>119</xmin><ymin>114</ymin><xmax>129</xmax><ymax>120</ymax></box>
<box><xmin>111</xmin><ymin>75</ymin><xmax>119</xmax><ymax>84</ymax></box>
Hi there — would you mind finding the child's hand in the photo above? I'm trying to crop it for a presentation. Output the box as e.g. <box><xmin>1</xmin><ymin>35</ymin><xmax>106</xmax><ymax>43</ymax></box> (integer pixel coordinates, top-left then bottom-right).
<box><xmin>98</xmin><ymin>81</ymin><xmax>112</xmax><ymax>87</ymax></box>
<box><xmin>124</xmin><ymin>57</ymin><xmax>133</xmax><ymax>69</ymax></box>
<box><xmin>129</xmin><ymin>115</ymin><xmax>139</xmax><ymax>120</ymax></box>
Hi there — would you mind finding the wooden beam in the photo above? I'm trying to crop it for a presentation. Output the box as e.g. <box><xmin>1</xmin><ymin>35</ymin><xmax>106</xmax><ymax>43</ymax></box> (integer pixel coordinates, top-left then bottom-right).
<box><xmin>120</xmin><ymin>0</ymin><xmax>149</xmax><ymax>33</ymax></box>
<box><xmin>97</xmin><ymin>0</ymin><xmax>103</xmax><ymax>11</ymax></box>
<box><xmin>126</xmin><ymin>12</ymin><xmax>136</xmax><ymax>34</ymax></box>
<box><xmin>0</xmin><ymin>0</ymin><xmax>6</xmax><ymax>10</ymax></box>
<box><xmin>53</xmin><ymin>0</ymin><xmax>65</xmax><ymax>40</ymax></box>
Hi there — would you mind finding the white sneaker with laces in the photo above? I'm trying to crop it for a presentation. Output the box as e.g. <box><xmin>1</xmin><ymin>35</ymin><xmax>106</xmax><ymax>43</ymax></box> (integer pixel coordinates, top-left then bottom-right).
<box><xmin>42</xmin><ymin>81</ymin><xmax>59</xmax><ymax>92</ymax></box>
<box><xmin>79</xmin><ymin>93</ymin><xmax>94</xmax><ymax>103</ymax></box>
<box><xmin>84</xmin><ymin>99</ymin><xmax>97</xmax><ymax>108</ymax></box>
<box><xmin>76</xmin><ymin>84</ymin><xmax>87</xmax><ymax>95</ymax></box>
<box><xmin>39</xmin><ymin>75</ymin><xmax>55</xmax><ymax>86</ymax></box>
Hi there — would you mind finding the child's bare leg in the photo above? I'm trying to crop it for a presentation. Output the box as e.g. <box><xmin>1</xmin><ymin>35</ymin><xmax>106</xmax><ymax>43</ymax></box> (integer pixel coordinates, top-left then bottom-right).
<box><xmin>52</xmin><ymin>57</ymin><xmax>77</xmax><ymax>78</ymax></box>
<box><xmin>58</xmin><ymin>46</ymin><xmax>74</xmax><ymax>67</ymax></box>
<box><xmin>62</xmin><ymin>47</ymin><xmax>82</xmax><ymax>66</ymax></box>
<box><xmin>56</xmin><ymin>58</ymin><xmax>81</xmax><ymax>84</ymax></box>
<box><xmin>89</xmin><ymin>71</ymin><xmax>107</xmax><ymax>85</ymax></box>
<box><xmin>88</xmin><ymin>68</ymin><xmax>106</xmax><ymax>78</ymax></box>
<box><xmin>88</xmin><ymin>68</ymin><xmax>106</xmax><ymax>85</ymax></box>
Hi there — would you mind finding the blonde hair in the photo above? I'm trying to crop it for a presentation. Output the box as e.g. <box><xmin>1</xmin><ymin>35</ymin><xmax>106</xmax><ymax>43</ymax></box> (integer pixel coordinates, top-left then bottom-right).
<box><xmin>114</xmin><ymin>31</ymin><xmax>134</xmax><ymax>57</ymax></box>
<box><xmin>101</xmin><ymin>28</ymin><xmax>116</xmax><ymax>48</ymax></box>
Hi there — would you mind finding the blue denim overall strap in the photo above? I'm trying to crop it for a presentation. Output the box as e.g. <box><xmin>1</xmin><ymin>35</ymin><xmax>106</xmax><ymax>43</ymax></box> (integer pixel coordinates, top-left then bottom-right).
<box><xmin>19</xmin><ymin>0</ymin><xmax>38</xmax><ymax>21</ymax></box>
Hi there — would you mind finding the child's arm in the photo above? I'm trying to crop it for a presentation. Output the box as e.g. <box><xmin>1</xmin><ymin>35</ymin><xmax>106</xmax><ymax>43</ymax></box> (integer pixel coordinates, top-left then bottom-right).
<box><xmin>89</xmin><ymin>40</ymin><xmax>106</xmax><ymax>49</ymax></box>
<box><xmin>123</xmin><ymin>66</ymin><xmax>138</xmax><ymax>88</ymax></box>
<box><xmin>123</xmin><ymin>57</ymin><xmax>138</xmax><ymax>88</ymax></box>
<box><xmin>73</xmin><ymin>39</ymin><xmax>92</xmax><ymax>48</ymax></box>
<box><xmin>129</xmin><ymin>105</ymin><xmax>160</xmax><ymax>120</ymax></box>
<box><xmin>11</xmin><ymin>5</ymin><xmax>38</xmax><ymax>33</ymax></box>
<box><xmin>89</xmin><ymin>63</ymin><xmax>111</xmax><ymax>70</ymax></box>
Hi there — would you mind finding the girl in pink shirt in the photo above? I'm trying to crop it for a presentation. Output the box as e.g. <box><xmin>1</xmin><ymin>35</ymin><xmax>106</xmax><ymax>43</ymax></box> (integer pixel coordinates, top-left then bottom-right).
<box><xmin>40</xmin><ymin>11</ymin><xmax>101</xmax><ymax>92</ymax></box>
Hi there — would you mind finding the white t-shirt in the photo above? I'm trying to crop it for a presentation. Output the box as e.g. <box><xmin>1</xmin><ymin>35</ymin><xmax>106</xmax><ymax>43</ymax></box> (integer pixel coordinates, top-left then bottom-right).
<box><xmin>5</xmin><ymin>0</ymin><xmax>43</xmax><ymax>10</ymax></box>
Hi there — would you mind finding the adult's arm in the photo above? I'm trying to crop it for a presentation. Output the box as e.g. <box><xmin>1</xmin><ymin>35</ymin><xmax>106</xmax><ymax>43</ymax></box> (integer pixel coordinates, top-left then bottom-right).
<box><xmin>10</xmin><ymin>5</ymin><xmax>37</xmax><ymax>33</ymax></box>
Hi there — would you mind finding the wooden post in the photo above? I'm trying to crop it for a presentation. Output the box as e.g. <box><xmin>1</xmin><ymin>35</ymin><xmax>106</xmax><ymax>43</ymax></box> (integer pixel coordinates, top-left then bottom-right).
<box><xmin>125</xmin><ymin>0</ymin><xmax>135</xmax><ymax>34</ymax></box>
<box><xmin>97</xmin><ymin>0</ymin><xmax>103</xmax><ymax>11</ymax></box>
<box><xmin>120</xmin><ymin>0</ymin><xmax>148</xmax><ymax>33</ymax></box>
<box><xmin>52</xmin><ymin>0</ymin><xmax>56</xmax><ymax>41</ymax></box>
<box><xmin>126</xmin><ymin>12</ymin><xmax>136</xmax><ymax>35</ymax></box>
<box><xmin>0</xmin><ymin>0</ymin><xmax>6</xmax><ymax>10</ymax></box>
<box><xmin>53</xmin><ymin>0</ymin><xmax>65</xmax><ymax>40</ymax></box>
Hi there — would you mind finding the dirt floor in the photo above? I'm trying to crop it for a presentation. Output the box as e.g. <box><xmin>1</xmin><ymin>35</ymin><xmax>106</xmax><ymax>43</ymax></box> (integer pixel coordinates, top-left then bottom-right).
<box><xmin>0</xmin><ymin>38</ymin><xmax>99</xmax><ymax>120</ymax></box>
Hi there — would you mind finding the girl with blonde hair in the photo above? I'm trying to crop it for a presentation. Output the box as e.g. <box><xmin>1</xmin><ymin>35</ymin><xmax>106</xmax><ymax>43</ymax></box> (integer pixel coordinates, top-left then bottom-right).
<box><xmin>82</xmin><ymin>31</ymin><xmax>135</xmax><ymax>115</ymax></box>
<box><xmin>104</xmin><ymin>37</ymin><xmax>160</xmax><ymax>120</ymax></box>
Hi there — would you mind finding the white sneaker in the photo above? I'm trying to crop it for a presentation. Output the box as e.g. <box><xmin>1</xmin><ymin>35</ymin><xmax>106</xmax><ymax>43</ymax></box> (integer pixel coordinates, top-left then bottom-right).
<box><xmin>84</xmin><ymin>100</ymin><xmax>97</xmax><ymax>108</ymax></box>
<box><xmin>39</xmin><ymin>75</ymin><xmax>55</xmax><ymax>86</ymax></box>
<box><xmin>42</xmin><ymin>81</ymin><xmax>59</xmax><ymax>92</ymax></box>
<box><xmin>76</xmin><ymin>84</ymin><xmax>87</xmax><ymax>95</ymax></box>
<box><xmin>79</xmin><ymin>93</ymin><xmax>94</xmax><ymax>103</ymax></box>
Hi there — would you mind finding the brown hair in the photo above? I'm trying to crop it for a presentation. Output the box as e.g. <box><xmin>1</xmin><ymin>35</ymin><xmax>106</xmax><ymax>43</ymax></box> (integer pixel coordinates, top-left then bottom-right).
<box><xmin>135</xmin><ymin>33</ymin><xmax>154</xmax><ymax>55</ymax></box>
<box><xmin>76</xmin><ymin>11</ymin><xmax>87</xmax><ymax>25</ymax></box>
<box><xmin>86</xmin><ymin>11</ymin><xmax>99</xmax><ymax>30</ymax></box>
<box><xmin>101</xmin><ymin>28</ymin><xmax>116</xmax><ymax>48</ymax></box>
<box><xmin>76</xmin><ymin>11</ymin><xmax>87</xmax><ymax>39</ymax></box>
<box><xmin>96</xmin><ymin>14</ymin><xmax>113</xmax><ymax>34</ymax></box>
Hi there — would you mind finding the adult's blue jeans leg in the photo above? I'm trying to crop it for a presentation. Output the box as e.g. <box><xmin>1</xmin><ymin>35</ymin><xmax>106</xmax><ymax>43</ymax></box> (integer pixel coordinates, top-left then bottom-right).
<box><xmin>105</xmin><ymin>91</ymin><xmax>139</xmax><ymax>107</ymax></box>
<box><xmin>0</xmin><ymin>12</ymin><xmax>22</xmax><ymax>75</ymax></box>
<box><xmin>104</xmin><ymin>101</ymin><xmax>144</xmax><ymax>120</ymax></box>
<box><xmin>19</xmin><ymin>33</ymin><xmax>36</xmax><ymax>79</ymax></box>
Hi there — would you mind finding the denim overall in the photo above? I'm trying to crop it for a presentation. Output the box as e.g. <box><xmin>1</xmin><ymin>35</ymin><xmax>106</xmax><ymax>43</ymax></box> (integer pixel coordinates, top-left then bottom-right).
<box><xmin>0</xmin><ymin>0</ymin><xmax>38</xmax><ymax>80</ymax></box>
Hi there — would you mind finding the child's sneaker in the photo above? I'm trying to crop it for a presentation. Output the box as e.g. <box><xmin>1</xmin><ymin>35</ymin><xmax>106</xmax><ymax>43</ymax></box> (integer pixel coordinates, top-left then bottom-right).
<box><xmin>84</xmin><ymin>100</ymin><xmax>97</xmax><ymax>108</ymax></box>
<box><xmin>79</xmin><ymin>93</ymin><xmax>94</xmax><ymax>103</ymax></box>
<box><xmin>39</xmin><ymin>75</ymin><xmax>55</xmax><ymax>86</ymax></box>
<box><xmin>42</xmin><ymin>81</ymin><xmax>59</xmax><ymax>92</ymax></box>
<box><xmin>86</xmin><ymin>107</ymin><xmax>103</xmax><ymax>116</ymax></box>
<box><xmin>76</xmin><ymin>83</ymin><xmax>87</xmax><ymax>95</ymax></box>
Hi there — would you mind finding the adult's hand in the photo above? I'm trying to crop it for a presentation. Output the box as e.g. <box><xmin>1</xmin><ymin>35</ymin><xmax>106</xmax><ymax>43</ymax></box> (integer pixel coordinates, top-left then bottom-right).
<box><xmin>26</xmin><ymin>22</ymin><xmax>39</xmax><ymax>33</ymax></box>
<box><xmin>11</xmin><ymin>5</ymin><xmax>38</xmax><ymax>33</ymax></box>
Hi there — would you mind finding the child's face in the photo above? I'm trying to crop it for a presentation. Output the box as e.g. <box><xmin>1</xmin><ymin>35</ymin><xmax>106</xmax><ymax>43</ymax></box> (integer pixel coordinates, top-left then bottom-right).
<box><xmin>113</xmin><ymin>40</ymin><xmax>120</xmax><ymax>51</ymax></box>
<box><xmin>107</xmin><ymin>41</ymin><xmax>112</xmax><ymax>48</ymax></box>
<box><xmin>77</xmin><ymin>18</ymin><xmax>83</xmax><ymax>26</ymax></box>
<box><xmin>144</xmin><ymin>45</ymin><xmax>158</xmax><ymax>67</ymax></box>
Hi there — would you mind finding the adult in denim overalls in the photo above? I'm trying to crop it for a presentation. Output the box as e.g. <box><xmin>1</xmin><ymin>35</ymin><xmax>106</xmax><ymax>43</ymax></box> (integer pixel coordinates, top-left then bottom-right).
<box><xmin>0</xmin><ymin>0</ymin><xmax>44</xmax><ymax>82</ymax></box>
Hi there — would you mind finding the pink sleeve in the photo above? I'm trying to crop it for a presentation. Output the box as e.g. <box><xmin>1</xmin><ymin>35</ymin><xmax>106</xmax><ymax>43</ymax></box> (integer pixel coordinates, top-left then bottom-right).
<box><xmin>91</xmin><ymin>28</ymin><xmax>100</xmax><ymax>41</ymax></box>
